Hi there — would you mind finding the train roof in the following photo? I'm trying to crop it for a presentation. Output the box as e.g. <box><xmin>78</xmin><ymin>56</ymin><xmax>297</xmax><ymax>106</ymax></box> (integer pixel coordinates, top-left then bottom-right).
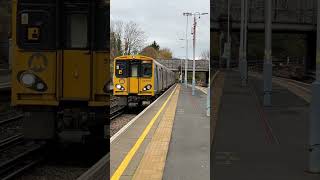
<box><xmin>114</xmin><ymin>55</ymin><xmax>154</xmax><ymax>61</ymax></box>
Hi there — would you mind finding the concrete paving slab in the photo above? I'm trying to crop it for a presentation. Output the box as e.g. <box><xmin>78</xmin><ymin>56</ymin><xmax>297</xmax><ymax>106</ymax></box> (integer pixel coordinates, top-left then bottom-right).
<box><xmin>212</xmin><ymin>71</ymin><xmax>319</xmax><ymax>180</ymax></box>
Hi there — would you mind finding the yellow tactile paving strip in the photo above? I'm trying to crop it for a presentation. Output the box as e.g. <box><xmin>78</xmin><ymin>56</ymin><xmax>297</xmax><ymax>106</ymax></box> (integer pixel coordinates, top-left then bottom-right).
<box><xmin>132</xmin><ymin>85</ymin><xmax>181</xmax><ymax>180</ymax></box>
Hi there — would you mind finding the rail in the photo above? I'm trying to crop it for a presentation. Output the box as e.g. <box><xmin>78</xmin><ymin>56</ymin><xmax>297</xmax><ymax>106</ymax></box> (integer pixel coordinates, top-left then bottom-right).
<box><xmin>0</xmin><ymin>141</ymin><xmax>45</xmax><ymax>180</ymax></box>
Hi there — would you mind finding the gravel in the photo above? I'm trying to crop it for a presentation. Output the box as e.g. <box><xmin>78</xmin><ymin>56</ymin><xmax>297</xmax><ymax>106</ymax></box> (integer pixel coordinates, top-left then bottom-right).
<box><xmin>110</xmin><ymin>114</ymin><xmax>137</xmax><ymax>137</ymax></box>
<box><xmin>14</xmin><ymin>165</ymin><xmax>88</xmax><ymax>180</ymax></box>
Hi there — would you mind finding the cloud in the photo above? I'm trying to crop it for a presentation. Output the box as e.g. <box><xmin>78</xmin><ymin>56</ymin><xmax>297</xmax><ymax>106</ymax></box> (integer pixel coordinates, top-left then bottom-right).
<box><xmin>111</xmin><ymin>0</ymin><xmax>210</xmax><ymax>59</ymax></box>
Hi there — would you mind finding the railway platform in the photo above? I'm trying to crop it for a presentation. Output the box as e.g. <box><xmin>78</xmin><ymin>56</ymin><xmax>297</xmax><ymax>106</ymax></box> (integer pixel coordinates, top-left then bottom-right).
<box><xmin>212</xmin><ymin>70</ymin><xmax>319</xmax><ymax>180</ymax></box>
<box><xmin>110</xmin><ymin>83</ymin><xmax>210</xmax><ymax>180</ymax></box>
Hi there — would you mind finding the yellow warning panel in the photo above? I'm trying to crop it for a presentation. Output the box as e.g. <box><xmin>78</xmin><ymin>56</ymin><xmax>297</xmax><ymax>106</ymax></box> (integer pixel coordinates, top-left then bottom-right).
<box><xmin>28</xmin><ymin>27</ymin><xmax>40</xmax><ymax>41</ymax></box>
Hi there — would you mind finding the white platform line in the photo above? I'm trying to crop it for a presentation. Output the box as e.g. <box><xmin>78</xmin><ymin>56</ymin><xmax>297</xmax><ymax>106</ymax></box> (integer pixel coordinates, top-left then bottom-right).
<box><xmin>110</xmin><ymin>84</ymin><xmax>177</xmax><ymax>143</ymax></box>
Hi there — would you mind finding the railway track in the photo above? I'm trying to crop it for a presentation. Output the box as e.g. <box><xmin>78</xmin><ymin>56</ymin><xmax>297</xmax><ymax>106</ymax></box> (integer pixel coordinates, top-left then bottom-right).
<box><xmin>110</xmin><ymin>105</ymin><xmax>126</xmax><ymax>120</ymax></box>
<box><xmin>0</xmin><ymin>134</ymin><xmax>24</xmax><ymax>152</ymax></box>
<box><xmin>0</xmin><ymin>140</ymin><xmax>46</xmax><ymax>180</ymax></box>
<box><xmin>110</xmin><ymin>96</ymin><xmax>127</xmax><ymax>120</ymax></box>
<box><xmin>0</xmin><ymin>110</ymin><xmax>23</xmax><ymax>126</ymax></box>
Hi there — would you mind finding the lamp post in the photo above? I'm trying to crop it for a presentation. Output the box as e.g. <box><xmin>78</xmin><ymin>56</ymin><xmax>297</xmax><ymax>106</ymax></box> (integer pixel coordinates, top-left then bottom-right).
<box><xmin>263</xmin><ymin>0</ymin><xmax>272</xmax><ymax>106</ymax></box>
<box><xmin>239</xmin><ymin>0</ymin><xmax>248</xmax><ymax>86</ymax></box>
<box><xmin>207</xmin><ymin>57</ymin><xmax>210</xmax><ymax>116</ymax></box>
<box><xmin>190</xmin><ymin>12</ymin><xmax>208</xmax><ymax>96</ymax></box>
<box><xmin>227</xmin><ymin>0</ymin><xmax>231</xmax><ymax>69</ymax></box>
<box><xmin>178</xmin><ymin>47</ymin><xmax>185</xmax><ymax>83</ymax></box>
<box><xmin>179</xmin><ymin>39</ymin><xmax>186</xmax><ymax>83</ymax></box>
<box><xmin>180</xmin><ymin>47</ymin><xmax>185</xmax><ymax>83</ymax></box>
<box><xmin>183</xmin><ymin>12</ymin><xmax>192</xmax><ymax>86</ymax></box>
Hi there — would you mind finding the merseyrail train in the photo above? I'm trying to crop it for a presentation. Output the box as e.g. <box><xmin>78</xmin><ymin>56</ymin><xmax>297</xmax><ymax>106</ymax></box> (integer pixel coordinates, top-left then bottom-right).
<box><xmin>11</xmin><ymin>0</ymin><xmax>109</xmax><ymax>145</ymax></box>
<box><xmin>113</xmin><ymin>55</ymin><xmax>175</xmax><ymax>103</ymax></box>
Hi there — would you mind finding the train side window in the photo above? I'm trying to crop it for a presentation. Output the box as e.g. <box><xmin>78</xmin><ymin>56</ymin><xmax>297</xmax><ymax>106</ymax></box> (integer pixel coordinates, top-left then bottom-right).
<box><xmin>115</xmin><ymin>60</ymin><xmax>128</xmax><ymax>78</ymax></box>
<box><xmin>66</xmin><ymin>14</ymin><xmax>88</xmax><ymax>49</ymax></box>
<box><xmin>141</xmin><ymin>61</ymin><xmax>152</xmax><ymax>78</ymax></box>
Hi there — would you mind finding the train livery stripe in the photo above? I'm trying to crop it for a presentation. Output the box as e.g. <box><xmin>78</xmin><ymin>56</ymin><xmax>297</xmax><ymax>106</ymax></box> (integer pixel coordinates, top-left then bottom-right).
<box><xmin>111</xmin><ymin>85</ymin><xmax>178</xmax><ymax>180</ymax></box>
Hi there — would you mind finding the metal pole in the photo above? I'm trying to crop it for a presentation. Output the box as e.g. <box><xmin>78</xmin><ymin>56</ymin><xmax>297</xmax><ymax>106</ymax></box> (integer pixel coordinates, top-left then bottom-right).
<box><xmin>192</xmin><ymin>15</ymin><xmax>196</xmax><ymax>96</ymax></box>
<box><xmin>185</xmin><ymin>15</ymin><xmax>189</xmax><ymax>86</ymax></box>
<box><xmin>227</xmin><ymin>0</ymin><xmax>231</xmax><ymax>69</ymax></box>
<box><xmin>207</xmin><ymin>58</ymin><xmax>210</xmax><ymax>116</ymax></box>
<box><xmin>242</xmin><ymin>0</ymin><xmax>248</xmax><ymax>86</ymax></box>
<box><xmin>263</xmin><ymin>0</ymin><xmax>272</xmax><ymax>106</ymax></box>
<box><xmin>308</xmin><ymin>0</ymin><xmax>320</xmax><ymax>173</ymax></box>
<box><xmin>180</xmin><ymin>58</ymin><xmax>182</xmax><ymax>82</ymax></box>
<box><xmin>239</xmin><ymin>0</ymin><xmax>244</xmax><ymax>79</ymax></box>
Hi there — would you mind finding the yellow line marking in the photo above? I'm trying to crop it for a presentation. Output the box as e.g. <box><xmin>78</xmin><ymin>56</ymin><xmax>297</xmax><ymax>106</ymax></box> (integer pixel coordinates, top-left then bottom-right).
<box><xmin>111</xmin><ymin>85</ymin><xmax>178</xmax><ymax>180</ymax></box>
<box><xmin>132</xmin><ymin>85</ymin><xmax>180</xmax><ymax>180</ymax></box>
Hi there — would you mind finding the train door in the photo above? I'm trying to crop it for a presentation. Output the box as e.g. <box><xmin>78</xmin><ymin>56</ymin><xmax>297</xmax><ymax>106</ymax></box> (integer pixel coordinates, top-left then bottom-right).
<box><xmin>159</xmin><ymin>68</ymin><xmax>163</xmax><ymax>91</ymax></box>
<box><xmin>129</xmin><ymin>60</ymin><xmax>140</xmax><ymax>94</ymax></box>
<box><xmin>62</xmin><ymin>2</ymin><xmax>91</xmax><ymax>100</ymax></box>
<box><xmin>154</xmin><ymin>64</ymin><xmax>158</xmax><ymax>93</ymax></box>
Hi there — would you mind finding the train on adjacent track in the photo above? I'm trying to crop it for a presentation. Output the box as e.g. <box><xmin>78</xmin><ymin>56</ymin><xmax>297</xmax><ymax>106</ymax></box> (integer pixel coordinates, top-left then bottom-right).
<box><xmin>113</xmin><ymin>55</ymin><xmax>176</xmax><ymax>105</ymax></box>
<box><xmin>11</xmin><ymin>0</ymin><xmax>109</xmax><ymax>145</ymax></box>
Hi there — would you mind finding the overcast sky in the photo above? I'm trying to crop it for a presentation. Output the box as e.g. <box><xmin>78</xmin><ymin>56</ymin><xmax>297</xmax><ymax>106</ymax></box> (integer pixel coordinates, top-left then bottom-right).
<box><xmin>111</xmin><ymin>0</ymin><xmax>210</xmax><ymax>59</ymax></box>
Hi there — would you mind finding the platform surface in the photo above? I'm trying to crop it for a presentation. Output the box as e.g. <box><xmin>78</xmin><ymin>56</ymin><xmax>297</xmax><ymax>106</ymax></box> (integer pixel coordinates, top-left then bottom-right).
<box><xmin>110</xmin><ymin>85</ymin><xmax>177</xmax><ymax>180</ymax></box>
<box><xmin>163</xmin><ymin>85</ymin><xmax>210</xmax><ymax>180</ymax></box>
<box><xmin>110</xmin><ymin>84</ymin><xmax>210</xmax><ymax>180</ymax></box>
<box><xmin>212</xmin><ymin>70</ymin><xmax>319</xmax><ymax>180</ymax></box>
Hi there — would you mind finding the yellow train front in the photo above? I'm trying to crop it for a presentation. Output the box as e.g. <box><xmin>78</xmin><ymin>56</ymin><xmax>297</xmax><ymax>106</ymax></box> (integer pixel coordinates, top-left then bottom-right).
<box><xmin>11</xmin><ymin>0</ymin><xmax>109</xmax><ymax>144</ymax></box>
<box><xmin>113</xmin><ymin>55</ymin><xmax>175</xmax><ymax>103</ymax></box>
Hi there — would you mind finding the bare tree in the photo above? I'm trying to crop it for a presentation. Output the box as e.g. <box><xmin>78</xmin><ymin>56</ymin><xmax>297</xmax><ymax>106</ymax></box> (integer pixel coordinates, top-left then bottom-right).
<box><xmin>123</xmin><ymin>21</ymin><xmax>146</xmax><ymax>55</ymax></box>
<box><xmin>110</xmin><ymin>20</ymin><xmax>124</xmax><ymax>59</ymax></box>
<box><xmin>200</xmin><ymin>49</ymin><xmax>210</xmax><ymax>60</ymax></box>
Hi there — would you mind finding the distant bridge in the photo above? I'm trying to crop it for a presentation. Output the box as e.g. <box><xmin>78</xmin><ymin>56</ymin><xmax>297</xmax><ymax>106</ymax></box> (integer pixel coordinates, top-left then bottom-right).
<box><xmin>211</xmin><ymin>0</ymin><xmax>318</xmax><ymax>71</ymax></box>
<box><xmin>157</xmin><ymin>59</ymin><xmax>209</xmax><ymax>84</ymax></box>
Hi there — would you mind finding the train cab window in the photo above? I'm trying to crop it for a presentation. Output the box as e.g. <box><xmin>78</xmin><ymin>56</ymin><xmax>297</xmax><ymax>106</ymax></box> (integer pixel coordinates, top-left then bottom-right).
<box><xmin>141</xmin><ymin>61</ymin><xmax>152</xmax><ymax>78</ymax></box>
<box><xmin>16</xmin><ymin>2</ymin><xmax>56</xmax><ymax>50</ymax></box>
<box><xmin>66</xmin><ymin>14</ymin><xmax>88</xmax><ymax>49</ymax></box>
<box><xmin>115</xmin><ymin>60</ymin><xmax>128</xmax><ymax>78</ymax></box>
<box><xmin>130</xmin><ymin>61</ymin><xmax>139</xmax><ymax>77</ymax></box>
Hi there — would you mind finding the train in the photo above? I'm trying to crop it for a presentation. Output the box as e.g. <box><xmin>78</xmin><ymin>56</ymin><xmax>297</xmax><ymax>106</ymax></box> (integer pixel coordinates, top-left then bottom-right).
<box><xmin>0</xmin><ymin>0</ymin><xmax>11</xmax><ymax>66</ymax></box>
<box><xmin>113</xmin><ymin>55</ymin><xmax>175</xmax><ymax>104</ymax></box>
<box><xmin>11</xmin><ymin>0</ymin><xmax>109</xmax><ymax>145</ymax></box>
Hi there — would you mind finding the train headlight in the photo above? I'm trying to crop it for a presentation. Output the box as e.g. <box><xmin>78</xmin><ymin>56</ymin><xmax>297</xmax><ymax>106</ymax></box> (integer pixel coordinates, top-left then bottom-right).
<box><xmin>143</xmin><ymin>84</ymin><xmax>152</xmax><ymax>91</ymax></box>
<box><xmin>36</xmin><ymin>82</ymin><xmax>45</xmax><ymax>90</ymax></box>
<box><xmin>17</xmin><ymin>71</ymin><xmax>48</xmax><ymax>92</ymax></box>
<box><xmin>20</xmin><ymin>73</ymin><xmax>36</xmax><ymax>87</ymax></box>
<box><xmin>116</xmin><ymin>84</ymin><xmax>122</xmax><ymax>90</ymax></box>
<box><xmin>116</xmin><ymin>84</ymin><xmax>125</xmax><ymax>91</ymax></box>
